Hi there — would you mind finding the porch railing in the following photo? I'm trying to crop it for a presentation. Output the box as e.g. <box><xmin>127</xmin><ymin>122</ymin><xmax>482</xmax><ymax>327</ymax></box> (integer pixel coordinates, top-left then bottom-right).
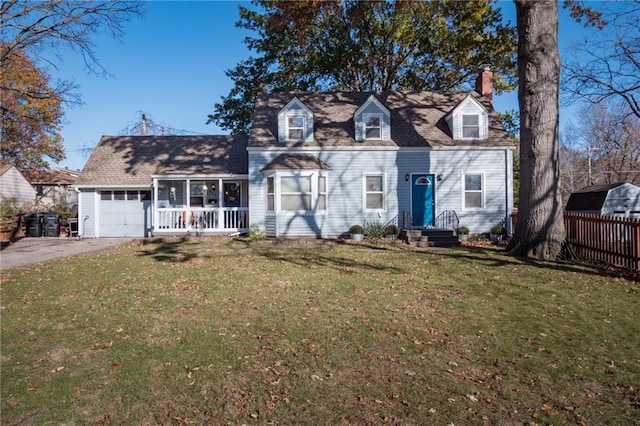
<box><xmin>434</xmin><ymin>210</ymin><xmax>459</xmax><ymax>230</ymax></box>
<box><xmin>155</xmin><ymin>207</ymin><xmax>249</xmax><ymax>233</ymax></box>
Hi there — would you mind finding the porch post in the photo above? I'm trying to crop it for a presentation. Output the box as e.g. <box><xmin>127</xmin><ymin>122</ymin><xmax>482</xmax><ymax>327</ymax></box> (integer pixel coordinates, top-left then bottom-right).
<box><xmin>217</xmin><ymin>178</ymin><xmax>222</xmax><ymax>229</ymax></box>
<box><xmin>152</xmin><ymin>178</ymin><xmax>158</xmax><ymax>235</ymax></box>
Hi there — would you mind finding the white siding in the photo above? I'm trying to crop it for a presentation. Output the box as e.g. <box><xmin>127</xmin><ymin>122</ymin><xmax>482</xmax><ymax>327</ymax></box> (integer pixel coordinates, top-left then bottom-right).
<box><xmin>78</xmin><ymin>190</ymin><xmax>97</xmax><ymax>238</ymax></box>
<box><xmin>0</xmin><ymin>167</ymin><xmax>37</xmax><ymax>205</ymax></box>
<box><xmin>603</xmin><ymin>184</ymin><xmax>640</xmax><ymax>216</ymax></box>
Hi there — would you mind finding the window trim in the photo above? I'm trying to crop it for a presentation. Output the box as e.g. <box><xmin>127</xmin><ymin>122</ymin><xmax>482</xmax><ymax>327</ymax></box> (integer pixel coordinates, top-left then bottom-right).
<box><xmin>363</xmin><ymin>173</ymin><xmax>386</xmax><ymax>212</ymax></box>
<box><xmin>362</xmin><ymin>113</ymin><xmax>383</xmax><ymax>140</ymax></box>
<box><xmin>266</xmin><ymin>175</ymin><xmax>275</xmax><ymax>213</ymax></box>
<box><xmin>461</xmin><ymin>114</ymin><xmax>481</xmax><ymax>139</ymax></box>
<box><xmin>462</xmin><ymin>172</ymin><xmax>485</xmax><ymax>210</ymax></box>
<box><xmin>317</xmin><ymin>174</ymin><xmax>327</xmax><ymax>212</ymax></box>
<box><xmin>286</xmin><ymin>114</ymin><xmax>306</xmax><ymax>142</ymax></box>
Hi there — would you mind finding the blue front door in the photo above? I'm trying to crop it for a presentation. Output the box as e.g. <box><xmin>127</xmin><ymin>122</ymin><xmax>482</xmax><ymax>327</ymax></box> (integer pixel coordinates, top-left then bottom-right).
<box><xmin>411</xmin><ymin>174</ymin><xmax>435</xmax><ymax>227</ymax></box>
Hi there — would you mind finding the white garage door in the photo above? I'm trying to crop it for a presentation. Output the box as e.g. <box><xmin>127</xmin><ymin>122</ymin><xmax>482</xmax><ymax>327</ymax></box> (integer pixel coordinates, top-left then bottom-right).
<box><xmin>99</xmin><ymin>190</ymin><xmax>151</xmax><ymax>237</ymax></box>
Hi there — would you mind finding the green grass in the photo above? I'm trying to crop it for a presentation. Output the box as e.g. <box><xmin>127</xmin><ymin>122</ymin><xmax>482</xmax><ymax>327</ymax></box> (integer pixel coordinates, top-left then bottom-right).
<box><xmin>1</xmin><ymin>238</ymin><xmax>639</xmax><ymax>425</ymax></box>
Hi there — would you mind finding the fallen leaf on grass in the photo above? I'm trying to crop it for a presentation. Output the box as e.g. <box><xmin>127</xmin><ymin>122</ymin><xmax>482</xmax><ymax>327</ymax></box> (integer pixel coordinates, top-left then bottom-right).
<box><xmin>466</xmin><ymin>394</ymin><xmax>479</xmax><ymax>403</ymax></box>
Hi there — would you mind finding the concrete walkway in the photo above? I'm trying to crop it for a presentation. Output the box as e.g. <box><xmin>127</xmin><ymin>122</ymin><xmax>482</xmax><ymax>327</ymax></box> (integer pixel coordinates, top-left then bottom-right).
<box><xmin>0</xmin><ymin>237</ymin><xmax>134</xmax><ymax>271</ymax></box>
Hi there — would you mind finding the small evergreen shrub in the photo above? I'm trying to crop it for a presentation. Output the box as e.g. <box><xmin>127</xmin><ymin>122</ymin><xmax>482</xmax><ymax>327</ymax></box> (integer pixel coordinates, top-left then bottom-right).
<box><xmin>456</xmin><ymin>226</ymin><xmax>469</xmax><ymax>235</ymax></box>
<box><xmin>364</xmin><ymin>221</ymin><xmax>386</xmax><ymax>240</ymax></box>
<box><xmin>349</xmin><ymin>224</ymin><xmax>364</xmax><ymax>234</ymax></box>
<box><xmin>385</xmin><ymin>224</ymin><xmax>400</xmax><ymax>236</ymax></box>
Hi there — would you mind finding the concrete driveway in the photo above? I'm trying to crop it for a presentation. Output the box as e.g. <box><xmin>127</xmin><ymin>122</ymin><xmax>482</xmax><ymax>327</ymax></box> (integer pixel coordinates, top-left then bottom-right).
<box><xmin>0</xmin><ymin>237</ymin><xmax>134</xmax><ymax>271</ymax></box>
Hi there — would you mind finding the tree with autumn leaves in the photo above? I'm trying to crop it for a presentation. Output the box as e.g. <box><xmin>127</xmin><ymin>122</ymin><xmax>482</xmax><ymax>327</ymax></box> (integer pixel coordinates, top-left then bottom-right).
<box><xmin>1</xmin><ymin>44</ymin><xmax>65</xmax><ymax>181</ymax></box>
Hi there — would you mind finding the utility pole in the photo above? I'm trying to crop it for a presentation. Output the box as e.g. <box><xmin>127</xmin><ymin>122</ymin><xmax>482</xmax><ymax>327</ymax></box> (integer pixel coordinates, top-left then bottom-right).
<box><xmin>587</xmin><ymin>146</ymin><xmax>600</xmax><ymax>185</ymax></box>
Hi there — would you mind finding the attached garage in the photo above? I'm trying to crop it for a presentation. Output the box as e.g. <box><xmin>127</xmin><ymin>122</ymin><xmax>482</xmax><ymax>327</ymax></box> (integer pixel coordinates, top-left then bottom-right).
<box><xmin>98</xmin><ymin>190</ymin><xmax>152</xmax><ymax>237</ymax></box>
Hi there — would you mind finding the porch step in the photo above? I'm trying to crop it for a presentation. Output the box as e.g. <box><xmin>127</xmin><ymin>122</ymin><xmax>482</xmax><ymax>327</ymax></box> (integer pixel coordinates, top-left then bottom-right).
<box><xmin>401</xmin><ymin>228</ymin><xmax>460</xmax><ymax>248</ymax></box>
<box><xmin>423</xmin><ymin>228</ymin><xmax>460</xmax><ymax>247</ymax></box>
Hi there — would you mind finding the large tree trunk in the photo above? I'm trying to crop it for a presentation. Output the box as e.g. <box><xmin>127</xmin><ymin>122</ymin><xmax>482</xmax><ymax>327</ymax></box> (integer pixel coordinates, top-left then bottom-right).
<box><xmin>508</xmin><ymin>0</ymin><xmax>565</xmax><ymax>259</ymax></box>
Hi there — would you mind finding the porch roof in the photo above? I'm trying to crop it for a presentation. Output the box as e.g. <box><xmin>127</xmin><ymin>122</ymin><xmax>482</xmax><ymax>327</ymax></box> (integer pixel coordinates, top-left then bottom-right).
<box><xmin>77</xmin><ymin>135</ymin><xmax>249</xmax><ymax>186</ymax></box>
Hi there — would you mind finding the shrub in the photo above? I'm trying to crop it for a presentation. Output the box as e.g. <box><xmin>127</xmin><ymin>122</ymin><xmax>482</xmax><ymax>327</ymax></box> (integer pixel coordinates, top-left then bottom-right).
<box><xmin>364</xmin><ymin>221</ymin><xmax>386</xmax><ymax>240</ymax></box>
<box><xmin>247</xmin><ymin>223</ymin><xmax>266</xmax><ymax>240</ymax></box>
<box><xmin>0</xmin><ymin>198</ymin><xmax>22</xmax><ymax>216</ymax></box>
<box><xmin>385</xmin><ymin>224</ymin><xmax>400</xmax><ymax>235</ymax></box>
<box><xmin>349</xmin><ymin>224</ymin><xmax>364</xmax><ymax>234</ymax></box>
<box><xmin>490</xmin><ymin>224</ymin><xmax>506</xmax><ymax>235</ymax></box>
<box><xmin>456</xmin><ymin>226</ymin><xmax>469</xmax><ymax>235</ymax></box>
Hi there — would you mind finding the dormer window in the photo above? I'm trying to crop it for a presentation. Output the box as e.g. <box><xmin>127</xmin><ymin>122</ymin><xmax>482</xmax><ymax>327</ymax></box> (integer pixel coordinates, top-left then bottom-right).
<box><xmin>354</xmin><ymin>96</ymin><xmax>391</xmax><ymax>142</ymax></box>
<box><xmin>363</xmin><ymin>113</ymin><xmax>382</xmax><ymax>139</ymax></box>
<box><xmin>445</xmin><ymin>95</ymin><xmax>489</xmax><ymax>141</ymax></box>
<box><xmin>287</xmin><ymin>115</ymin><xmax>305</xmax><ymax>141</ymax></box>
<box><xmin>277</xmin><ymin>97</ymin><xmax>314</xmax><ymax>143</ymax></box>
<box><xmin>462</xmin><ymin>114</ymin><xmax>480</xmax><ymax>139</ymax></box>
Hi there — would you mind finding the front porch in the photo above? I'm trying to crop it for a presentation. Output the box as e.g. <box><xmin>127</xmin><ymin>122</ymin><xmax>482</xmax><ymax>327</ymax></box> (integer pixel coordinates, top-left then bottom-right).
<box><xmin>152</xmin><ymin>176</ymin><xmax>249</xmax><ymax>235</ymax></box>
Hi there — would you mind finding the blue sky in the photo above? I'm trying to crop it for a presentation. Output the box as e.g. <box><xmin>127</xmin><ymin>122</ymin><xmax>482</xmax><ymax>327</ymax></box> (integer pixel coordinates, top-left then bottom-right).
<box><xmin>45</xmin><ymin>0</ymin><xmax>595</xmax><ymax>172</ymax></box>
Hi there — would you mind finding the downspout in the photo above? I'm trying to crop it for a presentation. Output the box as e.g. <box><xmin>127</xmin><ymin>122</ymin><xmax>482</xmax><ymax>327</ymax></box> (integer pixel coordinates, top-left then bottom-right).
<box><xmin>74</xmin><ymin>186</ymin><xmax>82</xmax><ymax>238</ymax></box>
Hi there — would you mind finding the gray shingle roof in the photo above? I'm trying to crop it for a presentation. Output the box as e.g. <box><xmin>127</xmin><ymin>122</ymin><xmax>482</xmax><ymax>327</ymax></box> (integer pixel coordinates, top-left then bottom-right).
<box><xmin>249</xmin><ymin>91</ymin><xmax>513</xmax><ymax>148</ymax></box>
<box><xmin>76</xmin><ymin>135</ymin><xmax>249</xmax><ymax>186</ymax></box>
<box><xmin>31</xmin><ymin>168</ymin><xmax>79</xmax><ymax>185</ymax></box>
<box><xmin>261</xmin><ymin>154</ymin><xmax>332</xmax><ymax>171</ymax></box>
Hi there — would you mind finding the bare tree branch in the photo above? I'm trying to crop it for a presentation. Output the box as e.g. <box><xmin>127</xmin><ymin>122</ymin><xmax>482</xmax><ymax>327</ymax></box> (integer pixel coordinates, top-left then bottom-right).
<box><xmin>561</xmin><ymin>1</ymin><xmax>640</xmax><ymax>118</ymax></box>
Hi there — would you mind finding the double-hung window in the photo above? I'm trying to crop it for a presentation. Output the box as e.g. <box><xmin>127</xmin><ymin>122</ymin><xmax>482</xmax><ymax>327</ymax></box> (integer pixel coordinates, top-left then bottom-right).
<box><xmin>280</xmin><ymin>175</ymin><xmax>312</xmax><ymax>211</ymax></box>
<box><xmin>363</xmin><ymin>113</ymin><xmax>382</xmax><ymax>139</ymax></box>
<box><xmin>463</xmin><ymin>173</ymin><xmax>483</xmax><ymax>209</ymax></box>
<box><xmin>266</xmin><ymin>176</ymin><xmax>275</xmax><ymax>212</ymax></box>
<box><xmin>287</xmin><ymin>116</ymin><xmax>305</xmax><ymax>141</ymax></box>
<box><xmin>462</xmin><ymin>114</ymin><xmax>480</xmax><ymax>139</ymax></box>
<box><xmin>317</xmin><ymin>175</ymin><xmax>327</xmax><ymax>211</ymax></box>
<box><xmin>364</xmin><ymin>174</ymin><xmax>385</xmax><ymax>211</ymax></box>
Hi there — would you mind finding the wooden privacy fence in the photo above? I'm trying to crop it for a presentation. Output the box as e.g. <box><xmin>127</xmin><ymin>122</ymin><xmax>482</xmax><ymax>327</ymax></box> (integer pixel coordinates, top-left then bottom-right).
<box><xmin>564</xmin><ymin>212</ymin><xmax>640</xmax><ymax>271</ymax></box>
<box><xmin>511</xmin><ymin>210</ymin><xmax>640</xmax><ymax>271</ymax></box>
<box><xmin>0</xmin><ymin>214</ymin><xmax>23</xmax><ymax>242</ymax></box>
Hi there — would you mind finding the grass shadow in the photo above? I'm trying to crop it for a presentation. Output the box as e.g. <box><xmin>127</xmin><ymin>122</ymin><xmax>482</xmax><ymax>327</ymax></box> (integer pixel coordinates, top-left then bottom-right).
<box><xmin>255</xmin><ymin>248</ymin><xmax>404</xmax><ymax>274</ymax></box>
<box><xmin>135</xmin><ymin>237</ymin><xmax>201</xmax><ymax>263</ymax></box>
<box><xmin>438</xmin><ymin>244</ymin><xmax>640</xmax><ymax>282</ymax></box>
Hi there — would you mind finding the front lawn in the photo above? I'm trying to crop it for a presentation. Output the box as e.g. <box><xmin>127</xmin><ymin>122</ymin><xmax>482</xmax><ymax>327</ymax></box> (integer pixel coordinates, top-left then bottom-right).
<box><xmin>1</xmin><ymin>239</ymin><xmax>638</xmax><ymax>424</ymax></box>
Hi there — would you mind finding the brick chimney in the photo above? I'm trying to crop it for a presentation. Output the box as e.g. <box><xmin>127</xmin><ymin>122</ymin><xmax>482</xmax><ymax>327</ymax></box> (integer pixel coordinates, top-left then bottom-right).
<box><xmin>475</xmin><ymin>65</ymin><xmax>493</xmax><ymax>100</ymax></box>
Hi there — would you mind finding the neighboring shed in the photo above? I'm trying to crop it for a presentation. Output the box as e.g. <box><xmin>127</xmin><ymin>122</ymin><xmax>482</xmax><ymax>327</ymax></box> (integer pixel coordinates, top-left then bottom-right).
<box><xmin>0</xmin><ymin>163</ymin><xmax>37</xmax><ymax>206</ymax></box>
<box><xmin>565</xmin><ymin>183</ymin><xmax>640</xmax><ymax>219</ymax></box>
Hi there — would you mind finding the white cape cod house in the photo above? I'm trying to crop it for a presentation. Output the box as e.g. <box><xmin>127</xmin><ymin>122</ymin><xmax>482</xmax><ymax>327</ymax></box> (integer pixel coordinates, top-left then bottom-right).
<box><xmin>75</xmin><ymin>69</ymin><xmax>514</xmax><ymax>239</ymax></box>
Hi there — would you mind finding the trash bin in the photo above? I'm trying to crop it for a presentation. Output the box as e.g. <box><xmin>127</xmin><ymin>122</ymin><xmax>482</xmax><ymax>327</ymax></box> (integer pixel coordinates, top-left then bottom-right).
<box><xmin>25</xmin><ymin>213</ymin><xmax>44</xmax><ymax>237</ymax></box>
<box><xmin>42</xmin><ymin>212</ymin><xmax>60</xmax><ymax>237</ymax></box>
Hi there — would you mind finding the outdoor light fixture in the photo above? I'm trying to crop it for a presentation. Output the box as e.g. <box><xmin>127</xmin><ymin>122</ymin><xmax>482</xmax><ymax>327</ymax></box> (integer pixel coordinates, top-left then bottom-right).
<box><xmin>405</xmin><ymin>174</ymin><xmax>410</xmax><ymax>182</ymax></box>
<box><xmin>437</xmin><ymin>174</ymin><xmax>443</xmax><ymax>182</ymax></box>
